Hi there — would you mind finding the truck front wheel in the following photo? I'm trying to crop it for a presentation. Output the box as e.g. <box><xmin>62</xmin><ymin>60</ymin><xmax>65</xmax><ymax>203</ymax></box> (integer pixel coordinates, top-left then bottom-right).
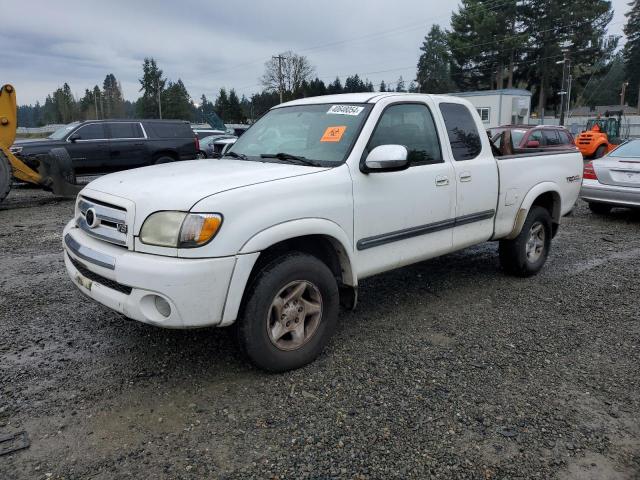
<box><xmin>499</xmin><ymin>206</ymin><xmax>552</xmax><ymax>277</ymax></box>
<box><xmin>0</xmin><ymin>151</ymin><xmax>11</xmax><ymax>203</ymax></box>
<box><xmin>236</xmin><ymin>252</ymin><xmax>339</xmax><ymax>372</ymax></box>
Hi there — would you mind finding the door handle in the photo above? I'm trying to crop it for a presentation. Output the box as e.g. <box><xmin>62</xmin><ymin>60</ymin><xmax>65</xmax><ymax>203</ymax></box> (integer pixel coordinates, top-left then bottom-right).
<box><xmin>435</xmin><ymin>176</ymin><xmax>449</xmax><ymax>186</ymax></box>
<box><xmin>459</xmin><ymin>172</ymin><xmax>472</xmax><ymax>182</ymax></box>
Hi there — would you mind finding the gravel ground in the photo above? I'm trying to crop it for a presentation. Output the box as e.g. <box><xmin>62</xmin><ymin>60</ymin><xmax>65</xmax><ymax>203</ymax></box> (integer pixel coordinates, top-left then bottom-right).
<box><xmin>0</xmin><ymin>186</ymin><xmax>639</xmax><ymax>479</ymax></box>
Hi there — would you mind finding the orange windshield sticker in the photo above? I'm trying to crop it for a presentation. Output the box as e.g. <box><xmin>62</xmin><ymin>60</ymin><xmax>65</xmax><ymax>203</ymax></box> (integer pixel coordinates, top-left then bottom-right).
<box><xmin>321</xmin><ymin>126</ymin><xmax>347</xmax><ymax>142</ymax></box>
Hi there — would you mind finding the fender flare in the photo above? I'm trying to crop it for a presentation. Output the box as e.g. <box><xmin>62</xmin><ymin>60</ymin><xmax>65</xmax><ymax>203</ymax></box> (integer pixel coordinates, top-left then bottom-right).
<box><xmin>219</xmin><ymin>218</ymin><xmax>356</xmax><ymax>327</ymax></box>
<box><xmin>505</xmin><ymin>182</ymin><xmax>561</xmax><ymax>240</ymax></box>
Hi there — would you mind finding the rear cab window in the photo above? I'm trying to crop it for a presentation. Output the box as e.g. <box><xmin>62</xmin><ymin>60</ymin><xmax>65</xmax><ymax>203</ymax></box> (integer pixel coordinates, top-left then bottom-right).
<box><xmin>439</xmin><ymin>103</ymin><xmax>482</xmax><ymax>160</ymax></box>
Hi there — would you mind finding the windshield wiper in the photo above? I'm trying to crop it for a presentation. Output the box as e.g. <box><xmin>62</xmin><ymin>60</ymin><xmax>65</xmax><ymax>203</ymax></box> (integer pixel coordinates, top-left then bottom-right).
<box><xmin>224</xmin><ymin>151</ymin><xmax>248</xmax><ymax>160</ymax></box>
<box><xmin>260</xmin><ymin>152</ymin><xmax>321</xmax><ymax>167</ymax></box>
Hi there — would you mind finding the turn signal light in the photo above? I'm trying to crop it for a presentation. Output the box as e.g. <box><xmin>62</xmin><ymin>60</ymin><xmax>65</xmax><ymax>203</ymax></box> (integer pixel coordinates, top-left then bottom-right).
<box><xmin>582</xmin><ymin>161</ymin><xmax>598</xmax><ymax>180</ymax></box>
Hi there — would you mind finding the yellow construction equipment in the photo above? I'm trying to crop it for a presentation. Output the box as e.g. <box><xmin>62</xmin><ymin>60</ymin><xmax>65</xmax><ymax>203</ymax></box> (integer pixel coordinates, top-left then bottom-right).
<box><xmin>0</xmin><ymin>84</ymin><xmax>81</xmax><ymax>202</ymax></box>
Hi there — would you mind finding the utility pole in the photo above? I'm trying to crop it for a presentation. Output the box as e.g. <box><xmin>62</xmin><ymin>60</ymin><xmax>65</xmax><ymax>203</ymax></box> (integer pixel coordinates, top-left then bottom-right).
<box><xmin>566</xmin><ymin>74</ymin><xmax>573</xmax><ymax>121</ymax></box>
<box><xmin>94</xmin><ymin>94</ymin><xmax>99</xmax><ymax>120</ymax></box>
<box><xmin>557</xmin><ymin>52</ymin><xmax>570</xmax><ymax>126</ymax></box>
<box><xmin>157</xmin><ymin>80</ymin><xmax>162</xmax><ymax>119</ymax></box>
<box><xmin>273</xmin><ymin>55</ymin><xmax>286</xmax><ymax>104</ymax></box>
<box><xmin>620</xmin><ymin>81</ymin><xmax>629</xmax><ymax>106</ymax></box>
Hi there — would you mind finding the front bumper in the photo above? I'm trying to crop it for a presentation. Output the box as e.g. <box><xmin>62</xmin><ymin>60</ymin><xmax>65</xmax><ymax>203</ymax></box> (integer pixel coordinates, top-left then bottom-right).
<box><xmin>62</xmin><ymin>220</ymin><xmax>236</xmax><ymax>328</ymax></box>
<box><xmin>580</xmin><ymin>179</ymin><xmax>640</xmax><ymax>208</ymax></box>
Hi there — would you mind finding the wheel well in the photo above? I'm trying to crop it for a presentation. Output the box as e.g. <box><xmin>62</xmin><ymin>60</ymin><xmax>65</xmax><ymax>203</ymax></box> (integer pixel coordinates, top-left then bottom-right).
<box><xmin>531</xmin><ymin>191</ymin><xmax>561</xmax><ymax>236</ymax></box>
<box><xmin>152</xmin><ymin>150</ymin><xmax>178</xmax><ymax>161</ymax></box>
<box><xmin>247</xmin><ymin>235</ymin><xmax>357</xmax><ymax>309</ymax></box>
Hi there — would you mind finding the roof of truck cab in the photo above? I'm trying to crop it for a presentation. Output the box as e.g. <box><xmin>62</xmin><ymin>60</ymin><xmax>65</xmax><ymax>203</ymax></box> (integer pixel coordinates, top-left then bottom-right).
<box><xmin>276</xmin><ymin>92</ymin><xmax>467</xmax><ymax>108</ymax></box>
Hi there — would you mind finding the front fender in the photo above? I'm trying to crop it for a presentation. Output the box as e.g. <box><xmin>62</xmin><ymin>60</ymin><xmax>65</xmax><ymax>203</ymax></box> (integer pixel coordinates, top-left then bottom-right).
<box><xmin>218</xmin><ymin>218</ymin><xmax>356</xmax><ymax>327</ymax></box>
<box><xmin>239</xmin><ymin>217</ymin><xmax>356</xmax><ymax>284</ymax></box>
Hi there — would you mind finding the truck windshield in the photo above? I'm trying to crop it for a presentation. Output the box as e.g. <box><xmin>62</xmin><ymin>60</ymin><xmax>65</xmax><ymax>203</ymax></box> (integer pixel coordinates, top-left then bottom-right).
<box><xmin>227</xmin><ymin>103</ymin><xmax>373</xmax><ymax>165</ymax></box>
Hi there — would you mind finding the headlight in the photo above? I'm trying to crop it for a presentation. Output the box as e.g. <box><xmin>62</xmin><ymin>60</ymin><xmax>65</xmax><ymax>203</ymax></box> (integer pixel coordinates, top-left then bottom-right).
<box><xmin>139</xmin><ymin>212</ymin><xmax>222</xmax><ymax>248</ymax></box>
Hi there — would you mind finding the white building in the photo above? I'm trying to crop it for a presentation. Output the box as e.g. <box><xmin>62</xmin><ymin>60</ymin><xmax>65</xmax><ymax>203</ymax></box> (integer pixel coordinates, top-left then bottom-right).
<box><xmin>449</xmin><ymin>89</ymin><xmax>532</xmax><ymax>129</ymax></box>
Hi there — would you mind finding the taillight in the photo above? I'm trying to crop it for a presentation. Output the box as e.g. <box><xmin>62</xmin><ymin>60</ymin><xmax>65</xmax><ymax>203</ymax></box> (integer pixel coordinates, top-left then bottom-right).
<box><xmin>195</xmin><ymin>136</ymin><xmax>200</xmax><ymax>152</ymax></box>
<box><xmin>583</xmin><ymin>161</ymin><xmax>598</xmax><ymax>180</ymax></box>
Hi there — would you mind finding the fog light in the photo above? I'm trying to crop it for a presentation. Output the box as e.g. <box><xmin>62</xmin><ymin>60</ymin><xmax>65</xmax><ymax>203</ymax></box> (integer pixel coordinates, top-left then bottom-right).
<box><xmin>154</xmin><ymin>296</ymin><xmax>171</xmax><ymax>318</ymax></box>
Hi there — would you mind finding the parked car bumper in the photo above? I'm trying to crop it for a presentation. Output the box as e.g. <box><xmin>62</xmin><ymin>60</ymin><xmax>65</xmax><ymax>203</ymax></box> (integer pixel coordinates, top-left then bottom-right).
<box><xmin>62</xmin><ymin>220</ymin><xmax>236</xmax><ymax>328</ymax></box>
<box><xmin>580</xmin><ymin>179</ymin><xmax>640</xmax><ymax>208</ymax></box>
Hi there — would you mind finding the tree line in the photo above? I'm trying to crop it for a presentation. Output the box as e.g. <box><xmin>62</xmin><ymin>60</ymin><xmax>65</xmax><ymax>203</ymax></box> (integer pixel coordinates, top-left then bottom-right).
<box><xmin>17</xmin><ymin>0</ymin><xmax>640</xmax><ymax>127</ymax></box>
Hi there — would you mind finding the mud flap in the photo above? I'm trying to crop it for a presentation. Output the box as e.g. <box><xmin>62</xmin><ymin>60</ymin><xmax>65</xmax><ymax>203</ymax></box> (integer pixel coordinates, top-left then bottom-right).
<box><xmin>36</xmin><ymin>148</ymin><xmax>82</xmax><ymax>197</ymax></box>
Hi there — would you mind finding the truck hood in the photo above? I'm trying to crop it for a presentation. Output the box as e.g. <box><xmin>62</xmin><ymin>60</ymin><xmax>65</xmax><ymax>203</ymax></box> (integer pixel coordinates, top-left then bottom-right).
<box><xmin>84</xmin><ymin>159</ymin><xmax>329</xmax><ymax>220</ymax></box>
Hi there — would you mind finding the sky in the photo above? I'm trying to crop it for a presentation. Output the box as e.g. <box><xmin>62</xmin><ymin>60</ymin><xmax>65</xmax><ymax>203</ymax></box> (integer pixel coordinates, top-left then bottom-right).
<box><xmin>0</xmin><ymin>0</ymin><xmax>633</xmax><ymax>105</ymax></box>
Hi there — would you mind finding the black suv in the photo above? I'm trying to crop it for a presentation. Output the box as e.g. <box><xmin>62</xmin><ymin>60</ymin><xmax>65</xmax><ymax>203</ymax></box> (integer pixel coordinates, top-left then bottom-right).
<box><xmin>12</xmin><ymin>119</ymin><xmax>198</xmax><ymax>174</ymax></box>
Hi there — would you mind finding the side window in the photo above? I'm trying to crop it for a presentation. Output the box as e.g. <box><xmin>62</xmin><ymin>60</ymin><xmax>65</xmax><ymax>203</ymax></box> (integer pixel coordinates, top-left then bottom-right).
<box><xmin>368</xmin><ymin>103</ymin><xmax>442</xmax><ymax>164</ymax></box>
<box><xmin>529</xmin><ymin>130</ymin><xmax>544</xmax><ymax>145</ymax></box>
<box><xmin>73</xmin><ymin>123</ymin><xmax>106</xmax><ymax>140</ymax></box>
<box><xmin>109</xmin><ymin>122</ymin><xmax>144</xmax><ymax>139</ymax></box>
<box><xmin>559</xmin><ymin>131</ymin><xmax>573</xmax><ymax>144</ymax></box>
<box><xmin>542</xmin><ymin>130</ymin><xmax>560</xmax><ymax>146</ymax></box>
<box><xmin>439</xmin><ymin>103</ymin><xmax>482</xmax><ymax>161</ymax></box>
<box><xmin>146</xmin><ymin>122</ymin><xmax>192</xmax><ymax>138</ymax></box>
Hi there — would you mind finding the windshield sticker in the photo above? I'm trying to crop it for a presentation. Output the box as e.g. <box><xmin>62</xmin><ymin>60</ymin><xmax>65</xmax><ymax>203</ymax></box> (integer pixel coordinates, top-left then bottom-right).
<box><xmin>327</xmin><ymin>105</ymin><xmax>365</xmax><ymax>116</ymax></box>
<box><xmin>321</xmin><ymin>126</ymin><xmax>347</xmax><ymax>143</ymax></box>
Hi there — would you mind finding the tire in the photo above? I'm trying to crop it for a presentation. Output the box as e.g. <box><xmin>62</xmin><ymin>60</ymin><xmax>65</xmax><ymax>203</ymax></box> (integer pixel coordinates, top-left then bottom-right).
<box><xmin>594</xmin><ymin>145</ymin><xmax>606</xmax><ymax>158</ymax></box>
<box><xmin>589</xmin><ymin>202</ymin><xmax>612</xmax><ymax>215</ymax></box>
<box><xmin>0</xmin><ymin>150</ymin><xmax>12</xmax><ymax>203</ymax></box>
<box><xmin>153</xmin><ymin>155</ymin><xmax>176</xmax><ymax>165</ymax></box>
<box><xmin>196</xmin><ymin>151</ymin><xmax>207</xmax><ymax>159</ymax></box>
<box><xmin>236</xmin><ymin>252</ymin><xmax>339</xmax><ymax>372</ymax></box>
<box><xmin>499</xmin><ymin>206</ymin><xmax>552</xmax><ymax>277</ymax></box>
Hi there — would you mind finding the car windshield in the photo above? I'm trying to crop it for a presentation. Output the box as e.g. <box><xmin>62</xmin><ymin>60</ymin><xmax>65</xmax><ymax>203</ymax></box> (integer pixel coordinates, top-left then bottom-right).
<box><xmin>48</xmin><ymin>122</ymin><xmax>80</xmax><ymax>140</ymax></box>
<box><xmin>227</xmin><ymin>103</ymin><xmax>373</xmax><ymax>165</ymax></box>
<box><xmin>608</xmin><ymin>140</ymin><xmax>640</xmax><ymax>158</ymax></box>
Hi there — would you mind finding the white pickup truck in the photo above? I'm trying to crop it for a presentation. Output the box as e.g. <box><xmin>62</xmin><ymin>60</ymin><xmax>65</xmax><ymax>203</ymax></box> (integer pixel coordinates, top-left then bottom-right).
<box><xmin>63</xmin><ymin>93</ymin><xmax>583</xmax><ymax>371</ymax></box>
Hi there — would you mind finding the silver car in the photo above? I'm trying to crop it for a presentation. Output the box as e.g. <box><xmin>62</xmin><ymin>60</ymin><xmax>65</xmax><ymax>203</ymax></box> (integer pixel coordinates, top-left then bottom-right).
<box><xmin>580</xmin><ymin>139</ymin><xmax>640</xmax><ymax>214</ymax></box>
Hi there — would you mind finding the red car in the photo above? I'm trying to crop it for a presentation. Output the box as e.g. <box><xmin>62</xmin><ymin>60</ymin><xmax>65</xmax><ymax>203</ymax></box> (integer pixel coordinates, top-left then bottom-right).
<box><xmin>489</xmin><ymin>125</ymin><xmax>578</xmax><ymax>152</ymax></box>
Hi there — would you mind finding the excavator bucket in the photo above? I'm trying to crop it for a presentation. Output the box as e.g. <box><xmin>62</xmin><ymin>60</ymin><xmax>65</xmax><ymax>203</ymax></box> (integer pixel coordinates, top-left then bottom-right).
<box><xmin>0</xmin><ymin>84</ymin><xmax>81</xmax><ymax>202</ymax></box>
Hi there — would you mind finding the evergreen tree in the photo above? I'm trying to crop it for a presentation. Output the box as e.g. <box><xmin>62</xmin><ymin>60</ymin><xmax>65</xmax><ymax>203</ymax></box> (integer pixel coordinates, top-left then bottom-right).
<box><xmin>102</xmin><ymin>74</ymin><xmax>125</xmax><ymax>118</ymax></box>
<box><xmin>214</xmin><ymin>88</ymin><xmax>230</xmax><ymax>121</ymax></box>
<box><xmin>395</xmin><ymin>76</ymin><xmax>406</xmax><ymax>92</ymax></box>
<box><xmin>379</xmin><ymin>80</ymin><xmax>387</xmax><ymax>92</ymax></box>
<box><xmin>162</xmin><ymin>79</ymin><xmax>192</xmax><ymax>120</ymax></box>
<box><xmin>519</xmin><ymin>0</ymin><xmax>616</xmax><ymax>116</ymax></box>
<box><xmin>584</xmin><ymin>53</ymin><xmax>627</xmax><ymax>106</ymax></box>
<box><xmin>624</xmin><ymin>0</ymin><xmax>640</xmax><ymax>107</ymax></box>
<box><xmin>416</xmin><ymin>24</ymin><xmax>456</xmax><ymax>93</ymax></box>
<box><xmin>448</xmin><ymin>0</ymin><xmax>521</xmax><ymax>90</ymax></box>
<box><xmin>137</xmin><ymin>57</ymin><xmax>166</xmax><ymax>118</ymax></box>
<box><xmin>327</xmin><ymin>77</ymin><xmax>343</xmax><ymax>94</ymax></box>
<box><xmin>227</xmin><ymin>89</ymin><xmax>246</xmax><ymax>123</ymax></box>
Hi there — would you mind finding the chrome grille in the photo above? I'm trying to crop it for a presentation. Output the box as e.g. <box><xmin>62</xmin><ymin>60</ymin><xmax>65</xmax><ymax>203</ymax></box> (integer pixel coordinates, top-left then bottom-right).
<box><xmin>77</xmin><ymin>196</ymin><xmax>128</xmax><ymax>247</ymax></box>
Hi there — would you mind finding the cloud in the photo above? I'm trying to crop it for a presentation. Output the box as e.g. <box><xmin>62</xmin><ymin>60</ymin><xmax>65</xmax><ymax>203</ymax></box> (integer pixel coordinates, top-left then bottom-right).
<box><xmin>1</xmin><ymin>0</ymin><xmax>630</xmax><ymax>105</ymax></box>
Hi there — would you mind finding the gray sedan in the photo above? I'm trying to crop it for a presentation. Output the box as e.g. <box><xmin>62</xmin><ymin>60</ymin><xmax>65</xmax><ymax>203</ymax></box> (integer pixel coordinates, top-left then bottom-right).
<box><xmin>580</xmin><ymin>139</ymin><xmax>640</xmax><ymax>214</ymax></box>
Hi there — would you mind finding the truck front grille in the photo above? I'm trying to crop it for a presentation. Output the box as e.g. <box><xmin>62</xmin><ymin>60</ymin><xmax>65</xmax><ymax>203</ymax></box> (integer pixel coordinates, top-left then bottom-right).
<box><xmin>76</xmin><ymin>195</ymin><xmax>129</xmax><ymax>247</ymax></box>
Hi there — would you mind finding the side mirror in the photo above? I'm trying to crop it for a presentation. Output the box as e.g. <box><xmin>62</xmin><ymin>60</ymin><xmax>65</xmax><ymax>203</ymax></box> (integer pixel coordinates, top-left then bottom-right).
<box><xmin>364</xmin><ymin>145</ymin><xmax>409</xmax><ymax>172</ymax></box>
<box><xmin>526</xmin><ymin>140</ymin><xmax>540</xmax><ymax>148</ymax></box>
<box><xmin>68</xmin><ymin>133</ymin><xmax>80</xmax><ymax>143</ymax></box>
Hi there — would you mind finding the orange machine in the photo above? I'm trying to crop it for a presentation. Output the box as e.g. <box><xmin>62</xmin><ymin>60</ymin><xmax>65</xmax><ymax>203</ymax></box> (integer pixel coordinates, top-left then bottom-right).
<box><xmin>575</xmin><ymin>110</ymin><xmax>627</xmax><ymax>159</ymax></box>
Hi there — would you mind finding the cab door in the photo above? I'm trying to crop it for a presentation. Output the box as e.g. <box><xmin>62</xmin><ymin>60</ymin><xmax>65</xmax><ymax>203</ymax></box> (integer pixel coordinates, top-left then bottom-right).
<box><xmin>106</xmin><ymin>122</ymin><xmax>147</xmax><ymax>171</ymax></box>
<box><xmin>351</xmin><ymin>99</ymin><xmax>456</xmax><ymax>279</ymax></box>
<box><xmin>65</xmin><ymin>123</ymin><xmax>110</xmax><ymax>174</ymax></box>
<box><xmin>438</xmin><ymin>102</ymin><xmax>499</xmax><ymax>249</ymax></box>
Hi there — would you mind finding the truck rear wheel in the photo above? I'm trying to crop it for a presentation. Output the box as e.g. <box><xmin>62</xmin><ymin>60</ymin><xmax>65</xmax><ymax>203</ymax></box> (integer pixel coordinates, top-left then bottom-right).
<box><xmin>236</xmin><ymin>252</ymin><xmax>339</xmax><ymax>372</ymax></box>
<box><xmin>499</xmin><ymin>206</ymin><xmax>552</xmax><ymax>277</ymax></box>
<box><xmin>0</xmin><ymin>151</ymin><xmax>12</xmax><ymax>203</ymax></box>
